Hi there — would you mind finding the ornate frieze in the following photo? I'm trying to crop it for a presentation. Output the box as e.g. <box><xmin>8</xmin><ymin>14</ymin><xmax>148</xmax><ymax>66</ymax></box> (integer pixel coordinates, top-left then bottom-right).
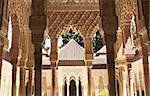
<box><xmin>48</xmin><ymin>0</ymin><xmax>99</xmax><ymax>11</ymax></box>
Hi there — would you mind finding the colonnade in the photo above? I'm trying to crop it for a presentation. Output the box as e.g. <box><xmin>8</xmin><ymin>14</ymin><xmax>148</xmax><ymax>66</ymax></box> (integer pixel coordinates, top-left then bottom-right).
<box><xmin>0</xmin><ymin>0</ymin><xmax>150</xmax><ymax>96</ymax></box>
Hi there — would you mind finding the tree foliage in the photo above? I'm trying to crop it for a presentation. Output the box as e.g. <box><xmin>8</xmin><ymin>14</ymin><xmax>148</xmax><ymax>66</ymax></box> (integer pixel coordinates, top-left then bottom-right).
<box><xmin>92</xmin><ymin>31</ymin><xmax>104</xmax><ymax>53</ymax></box>
<box><xmin>60</xmin><ymin>29</ymin><xmax>84</xmax><ymax>48</ymax></box>
<box><xmin>59</xmin><ymin>29</ymin><xmax>104</xmax><ymax>53</ymax></box>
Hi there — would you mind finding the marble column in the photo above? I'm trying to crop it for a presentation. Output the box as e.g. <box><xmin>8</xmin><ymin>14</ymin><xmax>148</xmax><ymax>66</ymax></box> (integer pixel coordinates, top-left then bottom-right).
<box><xmin>19</xmin><ymin>65</ymin><xmax>25</xmax><ymax>96</ymax></box>
<box><xmin>11</xmin><ymin>64</ymin><xmax>17</xmax><ymax>96</ymax></box>
<box><xmin>59</xmin><ymin>83</ymin><xmax>62</xmax><ymax>96</ymax></box>
<box><xmin>118</xmin><ymin>66</ymin><xmax>127</xmax><ymax>96</ymax></box>
<box><xmin>62</xmin><ymin>83</ymin><xmax>65</xmax><ymax>96</ymax></box>
<box><xmin>0</xmin><ymin>49</ymin><xmax>2</xmax><ymax>88</ymax></box>
<box><xmin>82</xmin><ymin>86</ymin><xmax>84</xmax><ymax>96</ymax></box>
<box><xmin>76</xmin><ymin>80</ymin><xmax>79</xmax><ymax>96</ymax></box>
<box><xmin>129</xmin><ymin>70</ymin><xmax>134</xmax><ymax>96</ymax></box>
<box><xmin>67</xmin><ymin>80</ymin><xmax>70</xmax><ymax>96</ymax></box>
<box><xmin>83</xmin><ymin>85</ymin><xmax>88</xmax><ymax>96</ymax></box>
<box><xmin>27</xmin><ymin>67</ymin><xmax>33</xmax><ymax>96</ymax></box>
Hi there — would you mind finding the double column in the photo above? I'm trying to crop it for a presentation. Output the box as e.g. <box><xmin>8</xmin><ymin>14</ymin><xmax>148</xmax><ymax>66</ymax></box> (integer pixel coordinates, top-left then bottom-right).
<box><xmin>50</xmin><ymin>38</ymin><xmax>58</xmax><ymax>96</ymax></box>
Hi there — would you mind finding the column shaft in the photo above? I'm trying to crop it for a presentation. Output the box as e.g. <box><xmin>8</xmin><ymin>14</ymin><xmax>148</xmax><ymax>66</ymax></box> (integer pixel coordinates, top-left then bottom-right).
<box><xmin>11</xmin><ymin>64</ymin><xmax>17</xmax><ymax>96</ymax></box>
<box><xmin>84</xmin><ymin>36</ymin><xmax>93</xmax><ymax>96</ymax></box>
<box><xmin>27</xmin><ymin>68</ymin><xmax>33</xmax><ymax>96</ymax></box>
<box><xmin>129</xmin><ymin>70</ymin><xmax>134</xmax><ymax>96</ymax></box>
<box><xmin>34</xmin><ymin>45</ymin><xmax>42</xmax><ymax>96</ymax></box>
<box><xmin>52</xmin><ymin>67</ymin><xmax>56</xmax><ymax>96</ymax></box>
<box><xmin>19</xmin><ymin>66</ymin><xmax>25</xmax><ymax>96</ymax></box>
<box><xmin>118</xmin><ymin>65</ymin><xmax>128</xmax><ymax>96</ymax></box>
<box><xmin>106</xmin><ymin>38</ymin><xmax>117</xmax><ymax>96</ymax></box>
<box><xmin>0</xmin><ymin>52</ymin><xmax>2</xmax><ymax>88</ymax></box>
<box><xmin>50</xmin><ymin>38</ymin><xmax>58</xmax><ymax>96</ymax></box>
<box><xmin>76</xmin><ymin>82</ymin><xmax>79</xmax><ymax>96</ymax></box>
<box><xmin>67</xmin><ymin>81</ymin><xmax>69</xmax><ymax>96</ymax></box>
<box><xmin>59</xmin><ymin>84</ymin><xmax>62</xmax><ymax>96</ymax></box>
<box><xmin>87</xmin><ymin>67</ymin><xmax>92</xmax><ymax>96</ymax></box>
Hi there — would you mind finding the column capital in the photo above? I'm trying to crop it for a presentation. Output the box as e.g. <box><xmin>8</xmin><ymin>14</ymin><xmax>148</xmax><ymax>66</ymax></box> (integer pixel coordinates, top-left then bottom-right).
<box><xmin>29</xmin><ymin>15</ymin><xmax>46</xmax><ymax>32</ymax></box>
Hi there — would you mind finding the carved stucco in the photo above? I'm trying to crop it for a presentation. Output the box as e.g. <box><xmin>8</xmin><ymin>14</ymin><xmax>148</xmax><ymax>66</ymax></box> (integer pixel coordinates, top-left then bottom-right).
<box><xmin>116</xmin><ymin>0</ymin><xmax>137</xmax><ymax>25</ymax></box>
<box><xmin>47</xmin><ymin>11</ymin><xmax>100</xmax><ymax>38</ymax></box>
<box><xmin>6</xmin><ymin>0</ymin><xmax>138</xmax><ymax>67</ymax></box>
<box><xmin>8</xmin><ymin>0</ymin><xmax>31</xmax><ymax>67</ymax></box>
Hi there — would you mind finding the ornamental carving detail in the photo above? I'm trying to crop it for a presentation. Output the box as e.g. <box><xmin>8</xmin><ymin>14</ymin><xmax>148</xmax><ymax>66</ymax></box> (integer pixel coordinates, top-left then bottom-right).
<box><xmin>116</xmin><ymin>0</ymin><xmax>137</xmax><ymax>25</ymax></box>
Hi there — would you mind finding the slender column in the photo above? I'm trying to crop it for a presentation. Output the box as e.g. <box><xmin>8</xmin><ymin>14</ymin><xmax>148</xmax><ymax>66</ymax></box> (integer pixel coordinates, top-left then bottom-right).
<box><xmin>27</xmin><ymin>67</ymin><xmax>33</xmax><ymax>96</ymax></box>
<box><xmin>76</xmin><ymin>80</ymin><xmax>79</xmax><ymax>96</ymax></box>
<box><xmin>62</xmin><ymin>83</ymin><xmax>64</xmax><ymax>96</ymax></box>
<box><xmin>138</xmin><ymin>73</ymin><xmax>143</xmax><ymax>96</ymax></box>
<box><xmin>67</xmin><ymin>80</ymin><xmax>70</xmax><ymax>96</ymax></box>
<box><xmin>59</xmin><ymin>84</ymin><xmax>62</xmax><ymax>96</ymax></box>
<box><xmin>117</xmin><ymin>59</ymin><xmax>128</xmax><ymax>96</ymax></box>
<box><xmin>129</xmin><ymin>70</ymin><xmax>134</xmax><ymax>96</ymax></box>
<box><xmin>50</xmin><ymin>38</ymin><xmax>58</xmax><ymax>96</ymax></box>
<box><xmin>0</xmin><ymin>50</ymin><xmax>2</xmax><ymax>88</ymax></box>
<box><xmin>11</xmin><ymin>64</ymin><xmax>17</xmax><ymax>96</ymax></box>
<box><xmin>87</xmin><ymin>66</ymin><xmax>92</xmax><ymax>96</ymax></box>
<box><xmin>84</xmin><ymin>36</ymin><xmax>93</xmax><ymax>96</ymax></box>
<box><xmin>84</xmin><ymin>85</ymin><xmax>88</xmax><ymax>96</ymax></box>
<box><xmin>19</xmin><ymin>66</ymin><xmax>25</xmax><ymax>96</ymax></box>
<box><xmin>82</xmin><ymin>86</ymin><xmax>84</xmax><ymax>96</ymax></box>
<box><xmin>51</xmin><ymin>66</ymin><xmax>56</xmax><ymax>96</ymax></box>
